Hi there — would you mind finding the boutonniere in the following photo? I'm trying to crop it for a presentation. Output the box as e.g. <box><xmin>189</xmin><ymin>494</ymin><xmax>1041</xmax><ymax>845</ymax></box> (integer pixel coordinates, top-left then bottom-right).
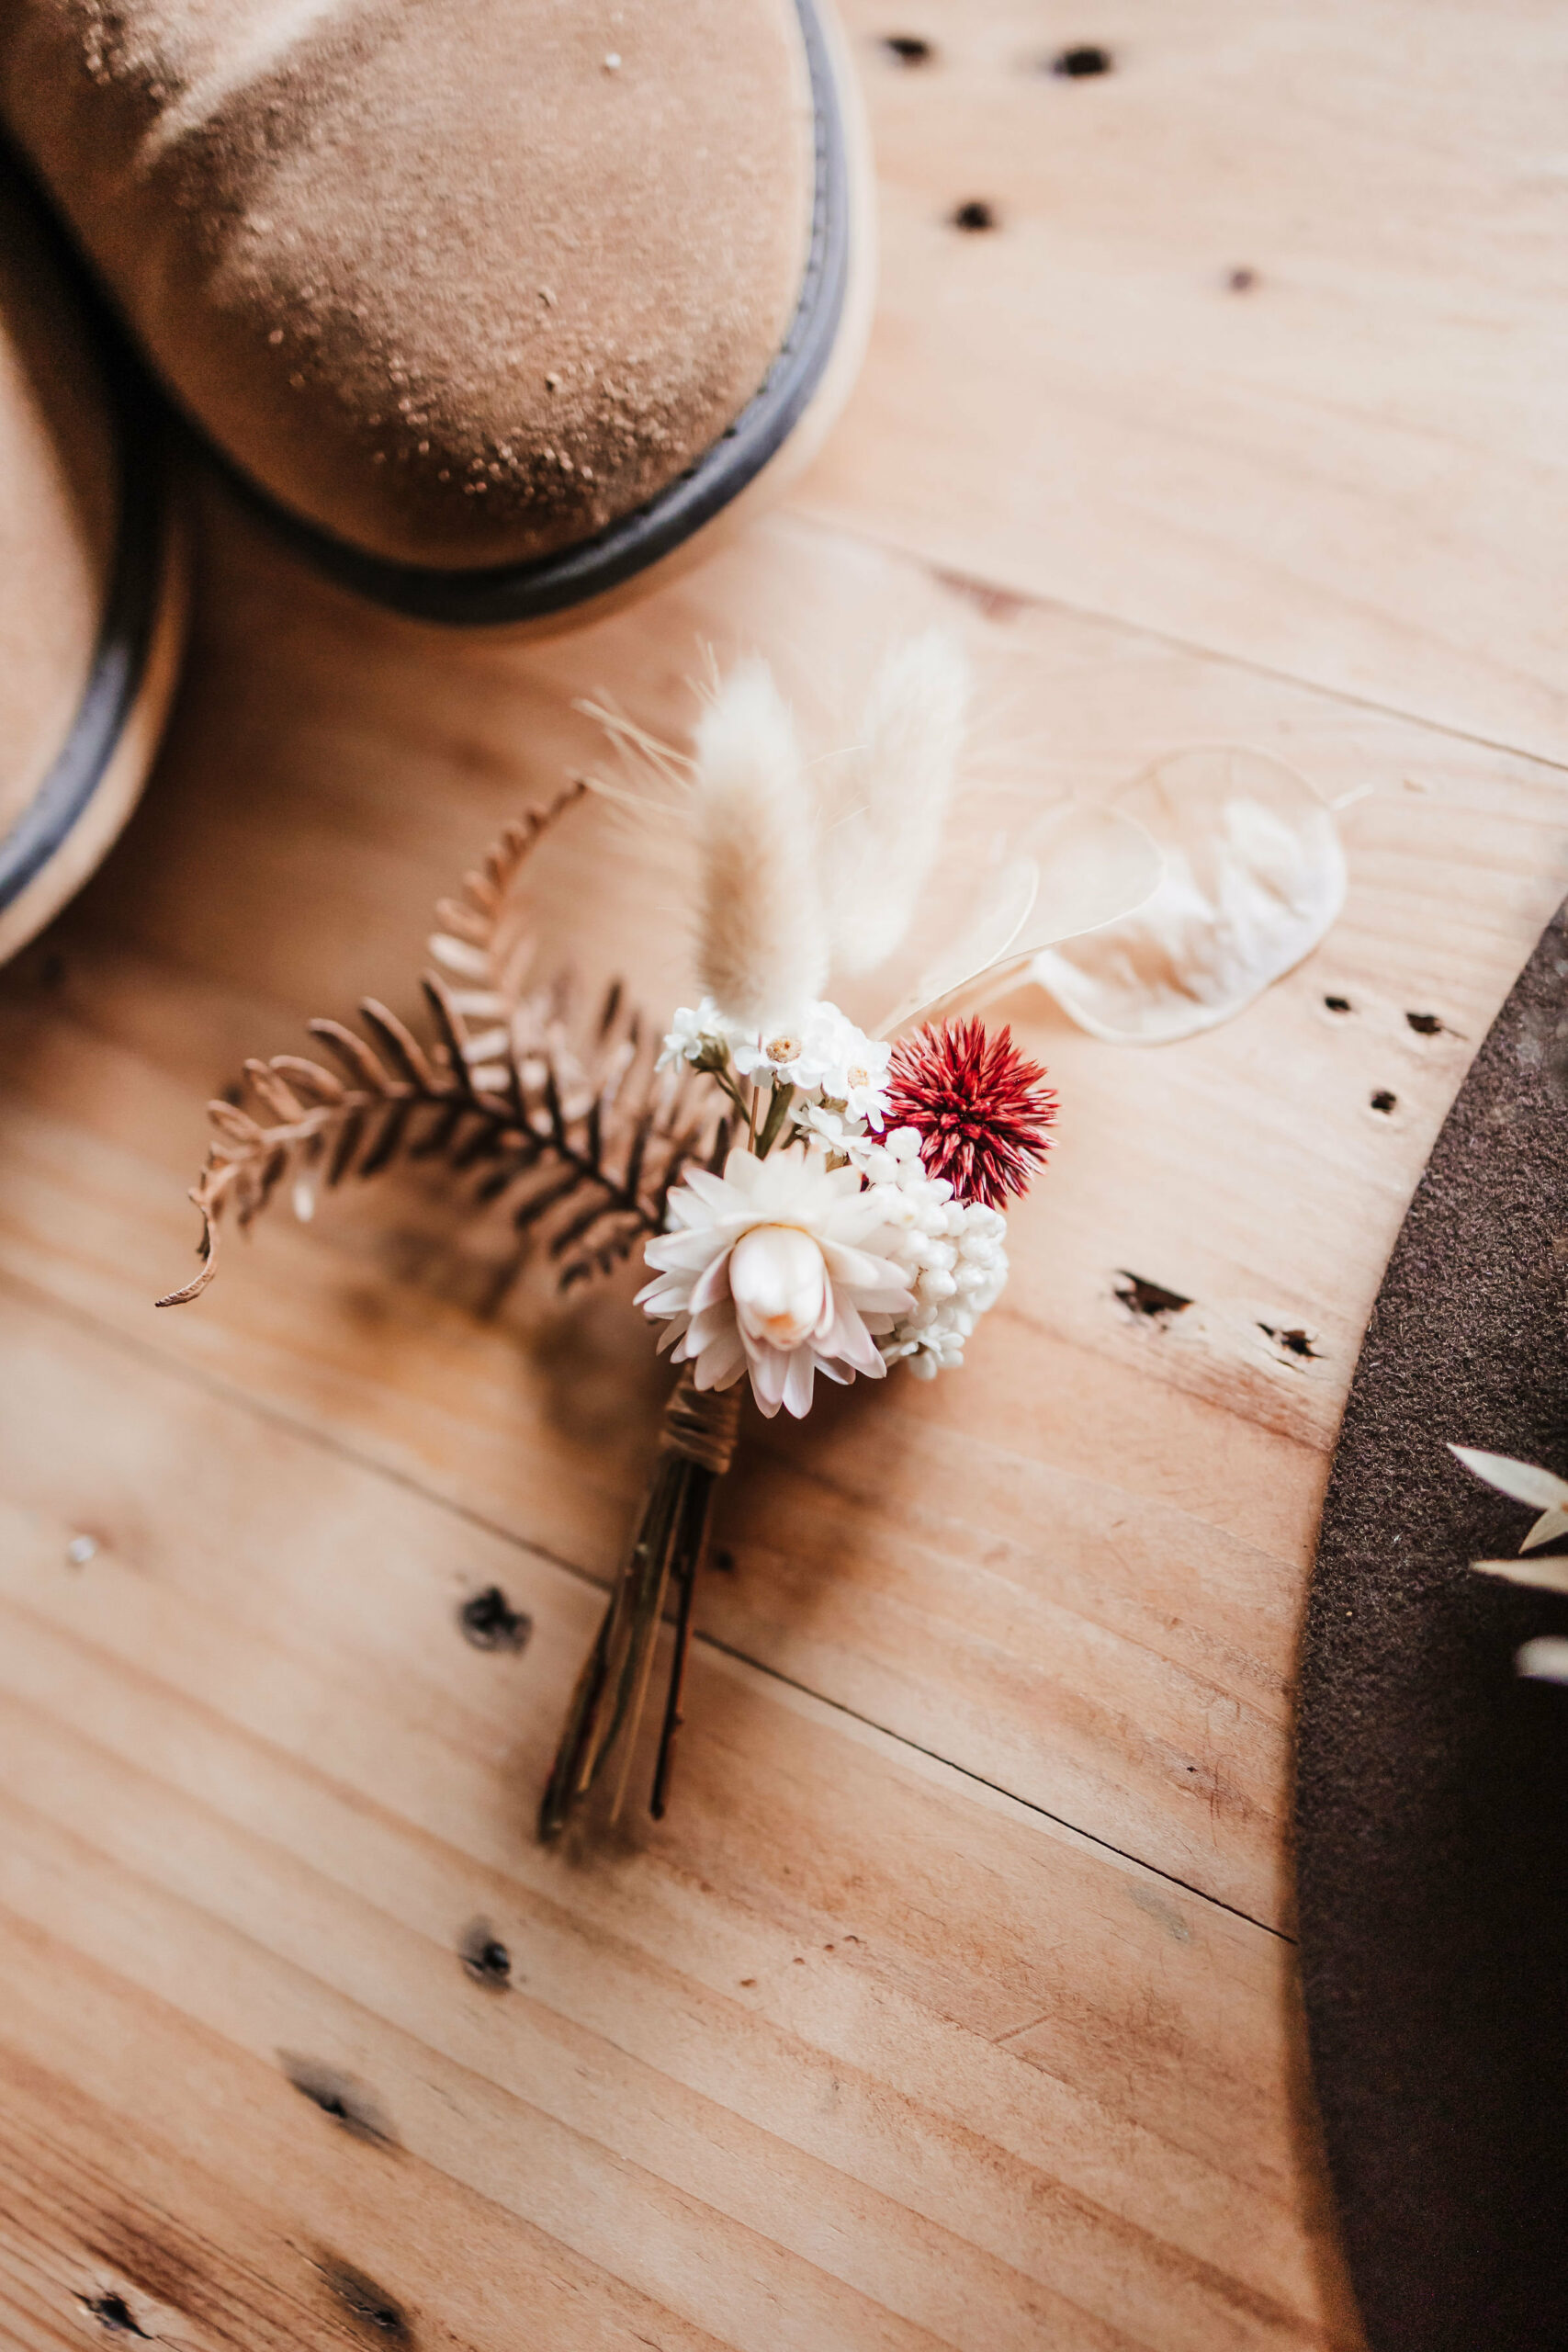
<box><xmin>162</xmin><ymin>634</ymin><xmax>1161</xmax><ymax>1835</ymax></box>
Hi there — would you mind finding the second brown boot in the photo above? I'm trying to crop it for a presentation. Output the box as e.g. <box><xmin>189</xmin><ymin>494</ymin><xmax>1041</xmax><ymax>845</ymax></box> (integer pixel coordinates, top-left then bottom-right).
<box><xmin>0</xmin><ymin>150</ymin><xmax>185</xmax><ymax>964</ymax></box>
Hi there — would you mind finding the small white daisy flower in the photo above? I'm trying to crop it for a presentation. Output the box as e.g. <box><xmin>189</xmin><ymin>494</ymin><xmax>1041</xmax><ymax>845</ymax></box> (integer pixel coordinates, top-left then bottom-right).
<box><xmin>730</xmin><ymin>1001</ymin><xmax>890</xmax><ymax>1126</ymax></box>
<box><xmin>657</xmin><ymin>997</ymin><xmax>739</xmax><ymax>1072</ymax></box>
<box><xmin>796</xmin><ymin>1100</ymin><xmax>872</xmax><ymax>1155</ymax></box>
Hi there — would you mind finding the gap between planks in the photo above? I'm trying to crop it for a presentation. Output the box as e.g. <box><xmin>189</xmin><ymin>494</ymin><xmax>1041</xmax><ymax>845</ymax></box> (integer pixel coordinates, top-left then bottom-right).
<box><xmin>0</xmin><ymin>1260</ymin><xmax>1292</xmax><ymax>1948</ymax></box>
<box><xmin>817</xmin><ymin>522</ymin><xmax>1568</xmax><ymax>784</ymax></box>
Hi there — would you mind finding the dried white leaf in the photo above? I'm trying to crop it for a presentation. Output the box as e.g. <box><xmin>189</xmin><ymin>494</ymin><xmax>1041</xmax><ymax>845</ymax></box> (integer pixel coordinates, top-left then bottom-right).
<box><xmin>878</xmin><ymin>858</ymin><xmax>1038</xmax><ymax>1034</ymax></box>
<box><xmin>881</xmin><ymin>803</ymin><xmax>1161</xmax><ymax>1033</ymax></box>
<box><xmin>1032</xmin><ymin>747</ymin><xmax>1346</xmax><ymax>1046</ymax></box>
<box><xmin>1472</xmin><ymin>1556</ymin><xmax>1568</xmax><ymax>1596</ymax></box>
<box><xmin>1017</xmin><ymin>802</ymin><xmax>1166</xmax><ymax>958</ymax></box>
<box><xmin>1450</xmin><ymin>1446</ymin><xmax>1568</xmax><ymax>1516</ymax></box>
<box><xmin>1515</xmin><ymin>1636</ymin><xmax>1568</xmax><ymax>1685</ymax></box>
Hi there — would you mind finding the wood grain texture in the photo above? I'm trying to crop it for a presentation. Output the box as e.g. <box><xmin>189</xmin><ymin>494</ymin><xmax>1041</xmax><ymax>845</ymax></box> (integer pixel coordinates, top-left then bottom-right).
<box><xmin>2</xmin><ymin>508</ymin><xmax>1563</xmax><ymax>1933</ymax></box>
<box><xmin>803</xmin><ymin>2</ymin><xmax>1568</xmax><ymax>763</ymax></box>
<box><xmin>3</xmin><ymin>7</ymin><xmax>1566</xmax><ymax>2342</ymax></box>
<box><xmin>0</xmin><ymin>1292</ymin><xmax>1352</xmax><ymax>2351</ymax></box>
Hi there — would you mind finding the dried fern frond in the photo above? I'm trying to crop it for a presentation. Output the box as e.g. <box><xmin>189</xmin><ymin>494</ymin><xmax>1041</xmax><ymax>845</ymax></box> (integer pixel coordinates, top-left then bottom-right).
<box><xmin>160</xmin><ymin>786</ymin><xmax>720</xmax><ymax>1307</ymax></box>
<box><xmin>426</xmin><ymin>775</ymin><xmax>588</xmax><ymax>1021</ymax></box>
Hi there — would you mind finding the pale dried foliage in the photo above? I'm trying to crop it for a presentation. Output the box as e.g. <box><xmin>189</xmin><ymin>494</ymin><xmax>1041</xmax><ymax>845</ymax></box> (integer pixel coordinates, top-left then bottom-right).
<box><xmin>823</xmin><ymin>628</ymin><xmax>971</xmax><ymax>976</ymax></box>
<box><xmin>1032</xmin><ymin>746</ymin><xmax>1344</xmax><ymax>1045</ymax></box>
<box><xmin>691</xmin><ymin>657</ymin><xmax>828</xmax><ymax>1026</ymax></box>
<box><xmin>1453</xmin><ymin>1443</ymin><xmax>1568</xmax><ymax>1683</ymax></box>
<box><xmin>159</xmin><ymin>782</ymin><xmax>720</xmax><ymax>1307</ymax></box>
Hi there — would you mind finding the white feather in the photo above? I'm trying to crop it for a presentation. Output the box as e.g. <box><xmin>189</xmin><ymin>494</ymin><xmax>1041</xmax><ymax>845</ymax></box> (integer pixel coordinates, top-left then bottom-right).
<box><xmin>823</xmin><ymin>629</ymin><xmax>972</xmax><ymax>975</ymax></box>
<box><xmin>692</xmin><ymin>658</ymin><xmax>827</xmax><ymax>1028</ymax></box>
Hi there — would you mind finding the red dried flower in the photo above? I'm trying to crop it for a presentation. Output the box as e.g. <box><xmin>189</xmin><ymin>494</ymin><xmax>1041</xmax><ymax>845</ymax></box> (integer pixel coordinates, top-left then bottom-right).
<box><xmin>883</xmin><ymin>1019</ymin><xmax>1056</xmax><ymax>1209</ymax></box>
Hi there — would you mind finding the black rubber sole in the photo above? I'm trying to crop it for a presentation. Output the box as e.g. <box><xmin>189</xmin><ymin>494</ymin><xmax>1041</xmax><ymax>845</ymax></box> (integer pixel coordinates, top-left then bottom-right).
<box><xmin>0</xmin><ymin>162</ymin><xmax>173</xmax><ymax>937</ymax></box>
<box><xmin>209</xmin><ymin>0</ymin><xmax>852</xmax><ymax>627</ymax></box>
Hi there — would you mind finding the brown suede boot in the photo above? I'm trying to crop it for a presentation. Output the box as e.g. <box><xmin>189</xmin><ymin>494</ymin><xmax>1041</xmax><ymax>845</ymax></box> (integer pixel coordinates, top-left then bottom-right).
<box><xmin>0</xmin><ymin>0</ymin><xmax>869</xmax><ymax>627</ymax></box>
<box><xmin>0</xmin><ymin>153</ymin><xmax>186</xmax><ymax>965</ymax></box>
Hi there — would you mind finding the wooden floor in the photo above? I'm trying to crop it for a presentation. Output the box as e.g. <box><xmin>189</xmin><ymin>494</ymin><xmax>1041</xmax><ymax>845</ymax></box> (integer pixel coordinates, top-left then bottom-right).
<box><xmin>5</xmin><ymin>7</ymin><xmax>1568</xmax><ymax>2346</ymax></box>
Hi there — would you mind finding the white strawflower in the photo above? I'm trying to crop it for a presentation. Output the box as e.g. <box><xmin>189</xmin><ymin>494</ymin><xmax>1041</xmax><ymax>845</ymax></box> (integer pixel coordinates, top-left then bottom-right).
<box><xmin>637</xmin><ymin>1141</ymin><xmax>915</xmax><ymax>1419</ymax></box>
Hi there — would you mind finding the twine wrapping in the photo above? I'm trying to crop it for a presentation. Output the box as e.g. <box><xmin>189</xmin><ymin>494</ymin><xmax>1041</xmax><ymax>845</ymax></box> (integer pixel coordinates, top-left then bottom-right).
<box><xmin>660</xmin><ymin>1371</ymin><xmax>741</xmax><ymax>1476</ymax></box>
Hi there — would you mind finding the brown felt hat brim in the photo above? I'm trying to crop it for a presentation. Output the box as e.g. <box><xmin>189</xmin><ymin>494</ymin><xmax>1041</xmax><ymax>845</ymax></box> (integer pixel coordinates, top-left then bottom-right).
<box><xmin>1296</xmin><ymin>898</ymin><xmax>1568</xmax><ymax>2351</ymax></box>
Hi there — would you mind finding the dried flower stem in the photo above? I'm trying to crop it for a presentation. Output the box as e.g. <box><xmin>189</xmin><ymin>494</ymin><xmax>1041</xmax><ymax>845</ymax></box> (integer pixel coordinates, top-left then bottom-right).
<box><xmin>539</xmin><ymin>1373</ymin><xmax>740</xmax><ymax>1841</ymax></box>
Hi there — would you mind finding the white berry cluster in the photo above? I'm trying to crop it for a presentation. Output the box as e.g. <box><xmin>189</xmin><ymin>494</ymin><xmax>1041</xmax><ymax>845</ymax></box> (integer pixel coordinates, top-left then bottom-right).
<box><xmin>852</xmin><ymin>1128</ymin><xmax>1010</xmax><ymax>1380</ymax></box>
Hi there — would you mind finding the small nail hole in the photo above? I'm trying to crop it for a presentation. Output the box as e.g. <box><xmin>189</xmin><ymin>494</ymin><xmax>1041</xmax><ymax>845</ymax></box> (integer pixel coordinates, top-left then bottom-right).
<box><xmin>952</xmin><ymin>199</ymin><xmax>998</xmax><ymax>232</ymax></box>
<box><xmin>1259</xmin><ymin>1322</ymin><xmax>1320</xmax><ymax>1361</ymax></box>
<box><xmin>280</xmin><ymin>2056</ymin><xmax>398</xmax><ymax>2147</ymax></box>
<box><xmin>881</xmin><ymin>34</ymin><xmax>932</xmax><ymax>64</ymax></box>
<box><xmin>1050</xmin><ymin>44</ymin><xmax>1112</xmax><ymax>76</ymax></box>
<box><xmin>81</xmin><ymin>2294</ymin><xmax>148</xmax><ymax>2338</ymax></box>
<box><xmin>319</xmin><ymin>2258</ymin><xmax>413</xmax><ymax>2343</ymax></box>
<box><xmin>1114</xmin><ymin>1272</ymin><xmax>1191</xmax><ymax>1321</ymax></box>
<box><xmin>1404</xmin><ymin>1011</ymin><xmax>1443</xmax><ymax>1036</ymax></box>
<box><xmin>1371</xmin><ymin>1089</ymin><xmax>1397</xmax><ymax>1114</ymax></box>
<box><xmin>1324</xmin><ymin>995</ymin><xmax>1352</xmax><ymax>1014</ymax></box>
<box><xmin>458</xmin><ymin>1586</ymin><xmax>531</xmax><ymax>1652</ymax></box>
<box><xmin>460</xmin><ymin>1919</ymin><xmax>513</xmax><ymax>1988</ymax></box>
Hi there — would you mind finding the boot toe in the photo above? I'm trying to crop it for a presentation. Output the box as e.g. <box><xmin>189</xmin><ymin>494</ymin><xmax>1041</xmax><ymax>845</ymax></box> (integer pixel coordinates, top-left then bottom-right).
<box><xmin>3</xmin><ymin>0</ymin><xmax>818</xmax><ymax>572</ymax></box>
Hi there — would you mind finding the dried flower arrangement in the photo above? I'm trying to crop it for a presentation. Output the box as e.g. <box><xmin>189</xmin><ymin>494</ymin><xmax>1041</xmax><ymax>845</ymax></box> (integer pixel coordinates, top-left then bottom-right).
<box><xmin>161</xmin><ymin>635</ymin><xmax>1162</xmax><ymax>1838</ymax></box>
<box><xmin>1451</xmin><ymin>1445</ymin><xmax>1568</xmax><ymax>1684</ymax></box>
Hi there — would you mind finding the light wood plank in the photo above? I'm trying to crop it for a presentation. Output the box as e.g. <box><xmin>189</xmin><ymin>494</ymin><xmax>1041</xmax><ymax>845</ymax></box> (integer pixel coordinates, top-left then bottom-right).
<box><xmin>0</xmin><ymin>1285</ymin><xmax>1355</xmax><ymax>2349</ymax></box>
<box><xmin>0</xmin><ymin>503</ymin><xmax>1562</xmax><ymax>1927</ymax></box>
<box><xmin>6</xmin><ymin>6</ymin><xmax>1555</xmax><ymax>2339</ymax></box>
<box><xmin>0</xmin><ymin>1939</ymin><xmax>733</xmax><ymax>2352</ymax></box>
<box><xmin>799</xmin><ymin>1</ymin><xmax>1568</xmax><ymax>759</ymax></box>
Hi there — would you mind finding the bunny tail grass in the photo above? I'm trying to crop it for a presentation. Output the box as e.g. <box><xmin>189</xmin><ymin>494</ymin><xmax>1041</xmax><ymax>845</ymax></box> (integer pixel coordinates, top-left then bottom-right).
<box><xmin>692</xmin><ymin>658</ymin><xmax>828</xmax><ymax>1029</ymax></box>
